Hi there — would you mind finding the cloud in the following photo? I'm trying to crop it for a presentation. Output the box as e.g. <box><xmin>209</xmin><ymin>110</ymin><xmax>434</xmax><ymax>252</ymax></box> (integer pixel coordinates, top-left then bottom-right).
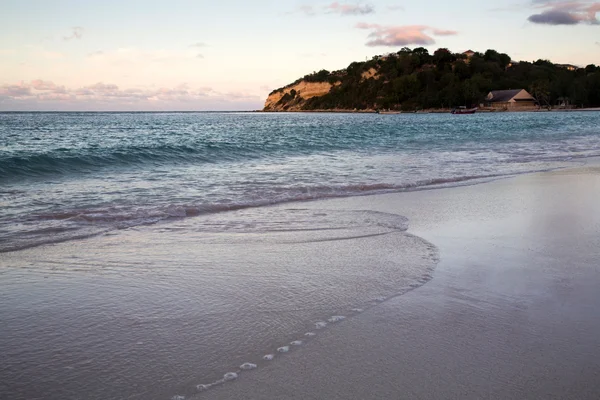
<box><xmin>63</xmin><ymin>27</ymin><xmax>84</xmax><ymax>40</ymax></box>
<box><xmin>30</xmin><ymin>79</ymin><xmax>65</xmax><ymax>91</ymax></box>
<box><xmin>0</xmin><ymin>83</ymin><xmax>32</xmax><ymax>98</ymax></box>
<box><xmin>196</xmin><ymin>54</ymin><xmax>205</xmax><ymax>58</ymax></box>
<box><xmin>0</xmin><ymin>80</ymin><xmax>262</xmax><ymax>111</ymax></box>
<box><xmin>356</xmin><ymin>23</ymin><xmax>458</xmax><ymax>46</ymax></box>
<box><xmin>83</xmin><ymin>82</ymin><xmax>120</xmax><ymax>93</ymax></box>
<box><xmin>326</xmin><ymin>2</ymin><xmax>375</xmax><ymax>15</ymax></box>
<box><xmin>189</xmin><ymin>42</ymin><xmax>207</xmax><ymax>48</ymax></box>
<box><xmin>529</xmin><ymin>10</ymin><xmax>583</xmax><ymax>24</ymax></box>
<box><xmin>291</xmin><ymin>3</ymin><xmax>374</xmax><ymax>16</ymax></box>
<box><xmin>289</xmin><ymin>5</ymin><xmax>316</xmax><ymax>16</ymax></box>
<box><xmin>528</xmin><ymin>1</ymin><xmax>600</xmax><ymax>25</ymax></box>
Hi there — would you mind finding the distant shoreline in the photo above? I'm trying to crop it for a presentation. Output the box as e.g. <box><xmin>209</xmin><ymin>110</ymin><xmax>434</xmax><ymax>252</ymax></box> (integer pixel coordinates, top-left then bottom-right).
<box><xmin>1</xmin><ymin>108</ymin><xmax>598</xmax><ymax>114</ymax></box>
<box><xmin>258</xmin><ymin>107</ymin><xmax>600</xmax><ymax>114</ymax></box>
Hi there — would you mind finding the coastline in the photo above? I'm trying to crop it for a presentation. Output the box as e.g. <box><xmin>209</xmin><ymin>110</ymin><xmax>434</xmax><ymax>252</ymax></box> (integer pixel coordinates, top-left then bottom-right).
<box><xmin>258</xmin><ymin>107</ymin><xmax>600</xmax><ymax>114</ymax></box>
<box><xmin>199</xmin><ymin>160</ymin><xmax>600</xmax><ymax>399</ymax></box>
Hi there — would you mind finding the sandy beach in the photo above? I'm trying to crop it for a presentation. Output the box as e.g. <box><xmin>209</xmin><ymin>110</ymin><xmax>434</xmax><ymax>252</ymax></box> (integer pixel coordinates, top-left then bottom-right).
<box><xmin>199</xmin><ymin>161</ymin><xmax>600</xmax><ymax>400</ymax></box>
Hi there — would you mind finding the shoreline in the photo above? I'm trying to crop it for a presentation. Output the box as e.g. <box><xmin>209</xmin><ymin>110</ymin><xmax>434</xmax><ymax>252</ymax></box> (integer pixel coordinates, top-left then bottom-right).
<box><xmin>199</xmin><ymin>160</ymin><xmax>600</xmax><ymax>399</ymax></box>
<box><xmin>0</xmin><ymin>163</ymin><xmax>577</xmax><ymax>255</ymax></box>
<box><xmin>258</xmin><ymin>107</ymin><xmax>600</xmax><ymax>114</ymax></box>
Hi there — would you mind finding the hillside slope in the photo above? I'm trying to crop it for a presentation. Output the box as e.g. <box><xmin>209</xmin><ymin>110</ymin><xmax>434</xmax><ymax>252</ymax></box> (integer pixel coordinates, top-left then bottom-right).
<box><xmin>263</xmin><ymin>48</ymin><xmax>600</xmax><ymax>111</ymax></box>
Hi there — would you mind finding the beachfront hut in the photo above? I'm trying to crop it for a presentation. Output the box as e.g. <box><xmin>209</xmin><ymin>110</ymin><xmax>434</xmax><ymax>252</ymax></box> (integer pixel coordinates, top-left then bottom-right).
<box><xmin>485</xmin><ymin>89</ymin><xmax>537</xmax><ymax>109</ymax></box>
<box><xmin>557</xmin><ymin>64</ymin><xmax>578</xmax><ymax>71</ymax></box>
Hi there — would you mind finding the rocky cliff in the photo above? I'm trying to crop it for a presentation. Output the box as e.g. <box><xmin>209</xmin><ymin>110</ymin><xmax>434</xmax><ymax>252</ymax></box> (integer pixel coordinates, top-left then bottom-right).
<box><xmin>263</xmin><ymin>80</ymin><xmax>340</xmax><ymax>111</ymax></box>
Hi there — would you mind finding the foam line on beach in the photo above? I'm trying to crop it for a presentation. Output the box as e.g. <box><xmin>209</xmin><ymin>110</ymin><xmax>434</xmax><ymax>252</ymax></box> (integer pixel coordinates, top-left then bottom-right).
<box><xmin>3</xmin><ymin>165</ymin><xmax>574</xmax><ymax>254</ymax></box>
<box><xmin>179</xmin><ymin>236</ymin><xmax>439</xmax><ymax>399</ymax></box>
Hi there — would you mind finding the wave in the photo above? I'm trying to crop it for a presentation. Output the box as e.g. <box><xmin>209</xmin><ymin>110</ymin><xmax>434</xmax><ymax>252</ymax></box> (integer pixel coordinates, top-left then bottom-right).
<box><xmin>0</xmin><ymin>172</ymin><xmax>515</xmax><ymax>254</ymax></box>
<box><xmin>25</xmin><ymin>173</ymin><xmax>507</xmax><ymax>220</ymax></box>
<box><xmin>0</xmin><ymin>142</ymin><xmax>291</xmax><ymax>181</ymax></box>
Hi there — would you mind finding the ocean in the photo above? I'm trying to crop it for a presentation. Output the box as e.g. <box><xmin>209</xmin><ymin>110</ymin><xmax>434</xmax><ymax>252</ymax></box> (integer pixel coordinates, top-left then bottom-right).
<box><xmin>1</xmin><ymin>111</ymin><xmax>599</xmax><ymax>400</ymax></box>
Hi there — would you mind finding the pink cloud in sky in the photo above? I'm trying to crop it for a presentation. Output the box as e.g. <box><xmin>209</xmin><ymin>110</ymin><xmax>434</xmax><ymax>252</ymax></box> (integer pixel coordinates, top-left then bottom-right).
<box><xmin>326</xmin><ymin>2</ymin><xmax>375</xmax><ymax>15</ymax></box>
<box><xmin>355</xmin><ymin>23</ymin><xmax>458</xmax><ymax>46</ymax></box>
<box><xmin>0</xmin><ymin>80</ymin><xmax>262</xmax><ymax>111</ymax></box>
<box><xmin>30</xmin><ymin>79</ymin><xmax>60</xmax><ymax>91</ymax></box>
<box><xmin>0</xmin><ymin>83</ymin><xmax>32</xmax><ymax>98</ymax></box>
<box><xmin>292</xmin><ymin>3</ymin><xmax>374</xmax><ymax>16</ymax></box>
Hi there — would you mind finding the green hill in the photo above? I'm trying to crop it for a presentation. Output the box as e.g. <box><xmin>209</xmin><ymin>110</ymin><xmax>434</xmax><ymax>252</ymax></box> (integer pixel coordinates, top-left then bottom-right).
<box><xmin>263</xmin><ymin>48</ymin><xmax>600</xmax><ymax>112</ymax></box>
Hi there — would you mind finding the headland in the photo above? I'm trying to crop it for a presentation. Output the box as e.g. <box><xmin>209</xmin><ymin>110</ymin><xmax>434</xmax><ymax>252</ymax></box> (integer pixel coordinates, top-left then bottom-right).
<box><xmin>263</xmin><ymin>48</ymin><xmax>600</xmax><ymax>113</ymax></box>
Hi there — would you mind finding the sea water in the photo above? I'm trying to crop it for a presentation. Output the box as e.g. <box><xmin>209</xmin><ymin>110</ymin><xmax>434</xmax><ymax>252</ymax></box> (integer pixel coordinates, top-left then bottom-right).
<box><xmin>1</xmin><ymin>111</ymin><xmax>599</xmax><ymax>253</ymax></box>
<box><xmin>1</xmin><ymin>111</ymin><xmax>599</xmax><ymax>399</ymax></box>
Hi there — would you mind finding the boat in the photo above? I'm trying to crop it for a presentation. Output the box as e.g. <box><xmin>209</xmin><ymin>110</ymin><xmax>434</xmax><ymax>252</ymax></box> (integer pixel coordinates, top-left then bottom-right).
<box><xmin>451</xmin><ymin>107</ymin><xmax>478</xmax><ymax>114</ymax></box>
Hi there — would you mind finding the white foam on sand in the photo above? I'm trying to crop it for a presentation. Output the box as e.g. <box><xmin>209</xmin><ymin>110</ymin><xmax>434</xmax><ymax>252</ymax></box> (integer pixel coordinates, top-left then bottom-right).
<box><xmin>223</xmin><ymin>372</ymin><xmax>238</xmax><ymax>381</ymax></box>
<box><xmin>196</xmin><ymin>383</ymin><xmax>211</xmax><ymax>392</ymax></box>
<box><xmin>178</xmin><ymin>278</ymin><xmax>438</xmax><ymax>399</ymax></box>
<box><xmin>165</xmin><ymin>211</ymin><xmax>443</xmax><ymax>399</ymax></box>
<box><xmin>315</xmin><ymin>321</ymin><xmax>327</xmax><ymax>329</ymax></box>
<box><xmin>240</xmin><ymin>362</ymin><xmax>257</xmax><ymax>370</ymax></box>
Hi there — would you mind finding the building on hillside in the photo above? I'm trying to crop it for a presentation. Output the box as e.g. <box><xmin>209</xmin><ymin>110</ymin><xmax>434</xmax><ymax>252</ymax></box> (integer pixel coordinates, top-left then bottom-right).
<box><xmin>557</xmin><ymin>64</ymin><xmax>578</xmax><ymax>71</ymax></box>
<box><xmin>485</xmin><ymin>89</ymin><xmax>537</xmax><ymax>109</ymax></box>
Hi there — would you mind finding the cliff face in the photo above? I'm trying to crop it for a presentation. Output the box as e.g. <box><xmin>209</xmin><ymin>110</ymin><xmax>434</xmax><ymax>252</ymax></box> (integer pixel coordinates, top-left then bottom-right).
<box><xmin>264</xmin><ymin>80</ymin><xmax>339</xmax><ymax>111</ymax></box>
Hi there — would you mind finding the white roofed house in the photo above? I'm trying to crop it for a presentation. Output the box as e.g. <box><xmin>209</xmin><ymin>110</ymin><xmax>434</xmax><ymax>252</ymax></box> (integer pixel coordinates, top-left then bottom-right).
<box><xmin>557</xmin><ymin>64</ymin><xmax>578</xmax><ymax>71</ymax></box>
<box><xmin>485</xmin><ymin>89</ymin><xmax>537</xmax><ymax>110</ymax></box>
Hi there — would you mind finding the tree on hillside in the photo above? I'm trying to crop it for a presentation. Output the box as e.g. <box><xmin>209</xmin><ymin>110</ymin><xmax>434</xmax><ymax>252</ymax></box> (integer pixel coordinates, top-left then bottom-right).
<box><xmin>530</xmin><ymin>80</ymin><xmax>551</xmax><ymax>108</ymax></box>
<box><xmin>279</xmin><ymin>47</ymin><xmax>600</xmax><ymax>111</ymax></box>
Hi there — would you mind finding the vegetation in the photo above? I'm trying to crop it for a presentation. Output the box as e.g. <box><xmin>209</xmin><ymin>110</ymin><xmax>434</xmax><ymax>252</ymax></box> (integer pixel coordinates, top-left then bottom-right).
<box><xmin>270</xmin><ymin>47</ymin><xmax>600</xmax><ymax>111</ymax></box>
<box><xmin>268</xmin><ymin>70</ymin><xmax>343</xmax><ymax>96</ymax></box>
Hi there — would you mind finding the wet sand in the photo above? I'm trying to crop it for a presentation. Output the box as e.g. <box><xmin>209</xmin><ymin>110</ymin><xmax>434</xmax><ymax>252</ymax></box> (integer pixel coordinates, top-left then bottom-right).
<box><xmin>200</xmin><ymin>163</ymin><xmax>600</xmax><ymax>399</ymax></box>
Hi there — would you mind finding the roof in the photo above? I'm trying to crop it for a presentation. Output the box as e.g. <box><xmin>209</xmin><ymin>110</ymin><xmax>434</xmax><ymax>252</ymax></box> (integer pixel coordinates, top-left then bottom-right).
<box><xmin>488</xmin><ymin>89</ymin><xmax>528</xmax><ymax>103</ymax></box>
<box><xmin>557</xmin><ymin>64</ymin><xmax>578</xmax><ymax>69</ymax></box>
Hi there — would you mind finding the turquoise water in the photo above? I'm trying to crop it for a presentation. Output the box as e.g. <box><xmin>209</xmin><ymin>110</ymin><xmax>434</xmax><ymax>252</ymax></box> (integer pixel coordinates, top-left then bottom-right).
<box><xmin>1</xmin><ymin>111</ymin><xmax>599</xmax><ymax>253</ymax></box>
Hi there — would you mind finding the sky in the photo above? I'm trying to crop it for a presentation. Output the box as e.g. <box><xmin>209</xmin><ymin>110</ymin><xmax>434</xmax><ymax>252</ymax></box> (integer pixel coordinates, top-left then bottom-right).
<box><xmin>0</xmin><ymin>0</ymin><xmax>599</xmax><ymax>111</ymax></box>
